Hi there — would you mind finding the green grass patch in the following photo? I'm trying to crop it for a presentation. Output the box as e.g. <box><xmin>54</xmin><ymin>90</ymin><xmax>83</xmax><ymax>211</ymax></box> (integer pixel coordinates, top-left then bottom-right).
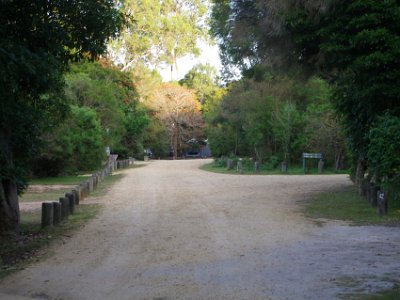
<box><xmin>0</xmin><ymin>204</ymin><xmax>101</xmax><ymax>279</ymax></box>
<box><xmin>20</xmin><ymin>188</ymin><xmax>75</xmax><ymax>203</ymax></box>
<box><xmin>0</xmin><ymin>165</ymin><xmax>132</xmax><ymax>279</ymax></box>
<box><xmin>339</xmin><ymin>284</ymin><xmax>400</xmax><ymax>300</ymax></box>
<box><xmin>201</xmin><ymin>162</ymin><xmax>347</xmax><ymax>175</ymax></box>
<box><xmin>87</xmin><ymin>173</ymin><xmax>124</xmax><ymax>198</ymax></box>
<box><xmin>29</xmin><ymin>175</ymin><xmax>87</xmax><ymax>185</ymax></box>
<box><xmin>361</xmin><ymin>284</ymin><xmax>400</xmax><ymax>300</ymax></box>
<box><xmin>304</xmin><ymin>186</ymin><xmax>400</xmax><ymax>225</ymax></box>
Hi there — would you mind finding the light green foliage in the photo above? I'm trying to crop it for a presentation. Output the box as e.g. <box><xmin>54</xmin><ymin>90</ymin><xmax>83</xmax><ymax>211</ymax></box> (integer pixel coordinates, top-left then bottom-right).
<box><xmin>109</xmin><ymin>0</ymin><xmax>209</xmax><ymax>73</ymax></box>
<box><xmin>68</xmin><ymin>106</ymin><xmax>105</xmax><ymax>171</ymax></box>
<box><xmin>272</xmin><ymin>102</ymin><xmax>302</xmax><ymax>164</ymax></box>
<box><xmin>65</xmin><ymin>68</ymin><xmax>125</xmax><ymax>149</ymax></box>
<box><xmin>65</xmin><ymin>61</ymin><xmax>151</xmax><ymax>159</ymax></box>
<box><xmin>301</xmin><ymin>78</ymin><xmax>346</xmax><ymax>169</ymax></box>
<box><xmin>179</xmin><ymin>63</ymin><xmax>221</xmax><ymax>104</ymax></box>
<box><xmin>33</xmin><ymin>61</ymin><xmax>151</xmax><ymax>175</ymax></box>
<box><xmin>206</xmin><ymin>68</ymin><xmax>344</xmax><ymax>167</ymax></box>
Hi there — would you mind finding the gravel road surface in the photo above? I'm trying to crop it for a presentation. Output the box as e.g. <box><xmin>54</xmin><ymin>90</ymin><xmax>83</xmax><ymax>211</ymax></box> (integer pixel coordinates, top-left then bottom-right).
<box><xmin>1</xmin><ymin>159</ymin><xmax>399</xmax><ymax>300</ymax></box>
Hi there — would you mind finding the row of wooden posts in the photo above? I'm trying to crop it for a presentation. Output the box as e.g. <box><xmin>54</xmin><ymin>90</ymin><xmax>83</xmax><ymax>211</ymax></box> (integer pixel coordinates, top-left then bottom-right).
<box><xmin>41</xmin><ymin>156</ymin><xmax>135</xmax><ymax>228</ymax></box>
<box><xmin>226</xmin><ymin>158</ymin><xmax>324</xmax><ymax>174</ymax></box>
<box><xmin>361</xmin><ymin>180</ymin><xmax>388</xmax><ymax>216</ymax></box>
<box><xmin>226</xmin><ymin>158</ymin><xmax>259</xmax><ymax>174</ymax></box>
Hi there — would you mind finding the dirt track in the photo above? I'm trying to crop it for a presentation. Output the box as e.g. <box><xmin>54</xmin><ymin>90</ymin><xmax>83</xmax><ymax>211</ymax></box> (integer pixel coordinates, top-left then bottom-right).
<box><xmin>1</xmin><ymin>159</ymin><xmax>399</xmax><ymax>300</ymax></box>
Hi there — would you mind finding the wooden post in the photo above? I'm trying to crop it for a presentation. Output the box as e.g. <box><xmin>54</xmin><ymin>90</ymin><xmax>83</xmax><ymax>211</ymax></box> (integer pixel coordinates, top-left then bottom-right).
<box><xmin>370</xmin><ymin>185</ymin><xmax>379</xmax><ymax>208</ymax></box>
<box><xmin>237</xmin><ymin>159</ymin><xmax>243</xmax><ymax>174</ymax></box>
<box><xmin>227</xmin><ymin>159</ymin><xmax>233</xmax><ymax>170</ymax></box>
<box><xmin>59</xmin><ymin>197</ymin><xmax>69</xmax><ymax>219</ymax></box>
<box><xmin>318</xmin><ymin>159</ymin><xmax>324</xmax><ymax>174</ymax></box>
<box><xmin>65</xmin><ymin>193</ymin><xmax>75</xmax><ymax>214</ymax></box>
<box><xmin>53</xmin><ymin>202</ymin><xmax>61</xmax><ymax>225</ymax></box>
<box><xmin>80</xmin><ymin>183</ymin><xmax>87</xmax><ymax>198</ymax></box>
<box><xmin>41</xmin><ymin>202</ymin><xmax>54</xmax><ymax>228</ymax></box>
<box><xmin>377</xmin><ymin>191</ymin><xmax>388</xmax><ymax>216</ymax></box>
<box><xmin>281</xmin><ymin>161</ymin><xmax>288</xmax><ymax>173</ymax></box>
<box><xmin>72</xmin><ymin>188</ymin><xmax>80</xmax><ymax>205</ymax></box>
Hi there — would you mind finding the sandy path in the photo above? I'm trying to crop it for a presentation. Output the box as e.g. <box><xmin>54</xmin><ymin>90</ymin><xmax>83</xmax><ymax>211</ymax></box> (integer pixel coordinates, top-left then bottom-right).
<box><xmin>1</xmin><ymin>159</ymin><xmax>399</xmax><ymax>300</ymax></box>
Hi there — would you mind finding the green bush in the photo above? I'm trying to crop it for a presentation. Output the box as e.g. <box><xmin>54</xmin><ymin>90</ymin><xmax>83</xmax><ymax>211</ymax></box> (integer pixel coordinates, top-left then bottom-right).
<box><xmin>368</xmin><ymin>113</ymin><xmax>400</xmax><ymax>206</ymax></box>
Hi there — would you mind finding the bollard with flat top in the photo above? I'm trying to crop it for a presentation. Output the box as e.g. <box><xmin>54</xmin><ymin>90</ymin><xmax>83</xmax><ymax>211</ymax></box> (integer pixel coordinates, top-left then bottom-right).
<box><xmin>227</xmin><ymin>159</ymin><xmax>234</xmax><ymax>170</ymax></box>
<box><xmin>237</xmin><ymin>159</ymin><xmax>243</xmax><ymax>174</ymax></box>
<box><xmin>65</xmin><ymin>193</ymin><xmax>75</xmax><ymax>214</ymax></box>
<box><xmin>377</xmin><ymin>191</ymin><xmax>388</xmax><ymax>216</ymax></box>
<box><xmin>59</xmin><ymin>197</ymin><xmax>69</xmax><ymax>219</ymax></box>
<box><xmin>53</xmin><ymin>202</ymin><xmax>61</xmax><ymax>225</ymax></box>
<box><xmin>41</xmin><ymin>202</ymin><xmax>54</xmax><ymax>228</ymax></box>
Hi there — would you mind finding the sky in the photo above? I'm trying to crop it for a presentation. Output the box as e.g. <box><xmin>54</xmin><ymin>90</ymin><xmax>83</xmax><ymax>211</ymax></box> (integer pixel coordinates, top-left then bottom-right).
<box><xmin>158</xmin><ymin>42</ymin><xmax>222</xmax><ymax>82</ymax></box>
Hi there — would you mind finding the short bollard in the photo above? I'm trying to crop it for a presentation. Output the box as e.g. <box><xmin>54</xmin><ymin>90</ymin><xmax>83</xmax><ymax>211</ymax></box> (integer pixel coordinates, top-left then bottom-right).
<box><xmin>377</xmin><ymin>191</ymin><xmax>388</xmax><ymax>216</ymax></box>
<box><xmin>65</xmin><ymin>193</ymin><xmax>75</xmax><ymax>214</ymax></box>
<box><xmin>72</xmin><ymin>189</ymin><xmax>80</xmax><ymax>205</ymax></box>
<box><xmin>41</xmin><ymin>202</ymin><xmax>54</xmax><ymax>228</ymax></box>
<box><xmin>227</xmin><ymin>159</ymin><xmax>234</xmax><ymax>170</ymax></box>
<box><xmin>59</xmin><ymin>197</ymin><xmax>70</xmax><ymax>219</ymax></box>
<box><xmin>237</xmin><ymin>159</ymin><xmax>243</xmax><ymax>174</ymax></box>
<box><xmin>318</xmin><ymin>159</ymin><xmax>324</xmax><ymax>174</ymax></box>
<box><xmin>53</xmin><ymin>202</ymin><xmax>61</xmax><ymax>225</ymax></box>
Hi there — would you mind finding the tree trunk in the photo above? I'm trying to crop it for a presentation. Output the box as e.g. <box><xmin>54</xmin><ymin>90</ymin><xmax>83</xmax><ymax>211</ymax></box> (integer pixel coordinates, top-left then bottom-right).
<box><xmin>355</xmin><ymin>157</ymin><xmax>366</xmax><ymax>195</ymax></box>
<box><xmin>0</xmin><ymin>179</ymin><xmax>20</xmax><ymax>239</ymax></box>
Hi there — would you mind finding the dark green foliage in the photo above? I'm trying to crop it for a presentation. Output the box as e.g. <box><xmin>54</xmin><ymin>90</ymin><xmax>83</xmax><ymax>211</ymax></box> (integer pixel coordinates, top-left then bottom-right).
<box><xmin>286</xmin><ymin>0</ymin><xmax>400</xmax><ymax>187</ymax></box>
<box><xmin>32</xmin><ymin>105</ymin><xmax>105</xmax><ymax>176</ymax></box>
<box><xmin>368</xmin><ymin>114</ymin><xmax>400</xmax><ymax>191</ymax></box>
<box><xmin>0</xmin><ymin>0</ymin><xmax>121</xmax><ymax>237</ymax></box>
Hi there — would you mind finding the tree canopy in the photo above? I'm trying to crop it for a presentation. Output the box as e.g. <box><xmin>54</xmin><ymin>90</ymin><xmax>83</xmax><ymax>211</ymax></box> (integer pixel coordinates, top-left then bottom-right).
<box><xmin>0</xmin><ymin>0</ymin><xmax>121</xmax><ymax>238</ymax></box>
<box><xmin>109</xmin><ymin>0</ymin><xmax>209</xmax><ymax>77</ymax></box>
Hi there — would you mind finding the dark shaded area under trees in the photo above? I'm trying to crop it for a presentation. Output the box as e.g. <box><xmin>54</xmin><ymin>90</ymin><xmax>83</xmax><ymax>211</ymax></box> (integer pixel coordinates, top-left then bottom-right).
<box><xmin>0</xmin><ymin>0</ymin><xmax>122</xmax><ymax>239</ymax></box>
<box><xmin>210</xmin><ymin>0</ymin><xmax>400</xmax><ymax>205</ymax></box>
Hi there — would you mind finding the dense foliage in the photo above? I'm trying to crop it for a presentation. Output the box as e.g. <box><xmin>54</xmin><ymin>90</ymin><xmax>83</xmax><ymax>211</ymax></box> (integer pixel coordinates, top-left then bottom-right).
<box><xmin>205</xmin><ymin>68</ymin><xmax>346</xmax><ymax>169</ymax></box>
<box><xmin>31</xmin><ymin>61</ymin><xmax>151</xmax><ymax>176</ymax></box>
<box><xmin>211</xmin><ymin>0</ymin><xmax>400</xmax><ymax>194</ymax></box>
<box><xmin>109</xmin><ymin>0</ymin><xmax>209</xmax><ymax>78</ymax></box>
<box><xmin>0</xmin><ymin>1</ymin><xmax>121</xmax><ymax>237</ymax></box>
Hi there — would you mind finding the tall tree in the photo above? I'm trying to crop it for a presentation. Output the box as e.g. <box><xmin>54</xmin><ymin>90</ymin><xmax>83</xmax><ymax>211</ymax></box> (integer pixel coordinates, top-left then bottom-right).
<box><xmin>210</xmin><ymin>0</ymin><xmax>329</xmax><ymax>76</ymax></box>
<box><xmin>286</xmin><ymin>0</ymin><xmax>400</xmax><ymax>187</ymax></box>
<box><xmin>149</xmin><ymin>83</ymin><xmax>204</xmax><ymax>159</ymax></box>
<box><xmin>0</xmin><ymin>1</ymin><xmax>121</xmax><ymax>239</ymax></box>
<box><xmin>179</xmin><ymin>63</ymin><xmax>220</xmax><ymax>104</ymax></box>
<box><xmin>109</xmin><ymin>0</ymin><xmax>209</xmax><ymax>78</ymax></box>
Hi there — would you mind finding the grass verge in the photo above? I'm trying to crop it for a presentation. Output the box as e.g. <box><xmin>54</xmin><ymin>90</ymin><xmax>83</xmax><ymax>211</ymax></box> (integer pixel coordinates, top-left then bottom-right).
<box><xmin>357</xmin><ymin>284</ymin><xmax>400</xmax><ymax>300</ymax></box>
<box><xmin>305</xmin><ymin>187</ymin><xmax>400</xmax><ymax>299</ymax></box>
<box><xmin>0</xmin><ymin>166</ymin><xmax>133</xmax><ymax>279</ymax></box>
<box><xmin>201</xmin><ymin>162</ymin><xmax>347</xmax><ymax>175</ymax></box>
<box><xmin>303</xmin><ymin>186</ymin><xmax>400</xmax><ymax>226</ymax></box>
<box><xmin>0</xmin><ymin>204</ymin><xmax>101</xmax><ymax>279</ymax></box>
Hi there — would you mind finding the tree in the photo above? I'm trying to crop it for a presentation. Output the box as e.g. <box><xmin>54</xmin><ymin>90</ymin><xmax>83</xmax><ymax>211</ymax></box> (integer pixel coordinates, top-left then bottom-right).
<box><xmin>179</xmin><ymin>63</ymin><xmax>220</xmax><ymax>104</ymax></box>
<box><xmin>149</xmin><ymin>83</ymin><xmax>204</xmax><ymax>159</ymax></box>
<box><xmin>286</xmin><ymin>0</ymin><xmax>400</xmax><ymax>187</ymax></box>
<box><xmin>109</xmin><ymin>0</ymin><xmax>209</xmax><ymax>79</ymax></box>
<box><xmin>210</xmin><ymin>0</ymin><xmax>329</xmax><ymax>76</ymax></box>
<box><xmin>368</xmin><ymin>114</ymin><xmax>400</xmax><ymax>191</ymax></box>
<box><xmin>0</xmin><ymin>1</ymin><xmax>121</xmax><ymax>239</ymax></box>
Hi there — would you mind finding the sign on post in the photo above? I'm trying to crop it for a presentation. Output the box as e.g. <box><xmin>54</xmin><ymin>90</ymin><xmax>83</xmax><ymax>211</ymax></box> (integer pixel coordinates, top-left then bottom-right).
<box><xmin>302</xmin><ymin>153</ymin><xmax>323</xmax><ymax>174</ymax></box>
